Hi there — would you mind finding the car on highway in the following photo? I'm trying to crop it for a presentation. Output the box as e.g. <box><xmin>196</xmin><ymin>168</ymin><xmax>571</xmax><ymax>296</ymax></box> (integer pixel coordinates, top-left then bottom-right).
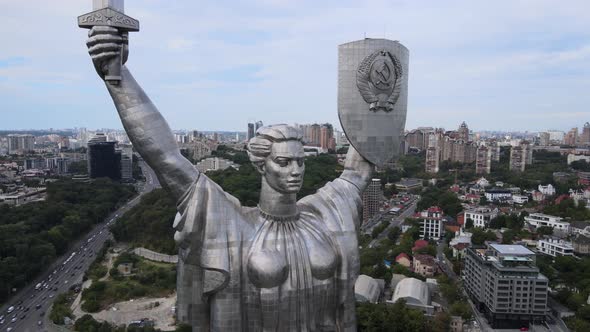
<box><xmin>35</xmin><ymin>304</ymin><xmax>42</xmax><ymax>310</ymax></box>
<box><xmin>37</xmin><ymin>320</ymin><xmax>43</xmax><ymax>326</ymax></box>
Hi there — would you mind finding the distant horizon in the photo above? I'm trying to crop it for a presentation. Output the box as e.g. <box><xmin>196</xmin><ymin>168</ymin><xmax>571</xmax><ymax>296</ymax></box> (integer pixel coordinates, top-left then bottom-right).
<box><xmin>0</xmin><ymin>123</ymin><xmax>585</xmax><ymax>134</ymax></box>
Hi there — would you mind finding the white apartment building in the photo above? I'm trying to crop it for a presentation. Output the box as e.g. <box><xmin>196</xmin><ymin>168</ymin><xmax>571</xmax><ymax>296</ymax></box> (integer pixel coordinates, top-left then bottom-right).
<box><xmin>419</xmin><ymin>207</ymin><xmax>444</xmax><ymax>240</ymax></box>
<box><xmin>538</xmin><ymin>184</ymin><xmax>556</xmax><ymax>196</ymax></box>
<box><xmin>464</xmin><ymin>207</ymin><xmax>498</xmax><ymax>228</ymax></box>
<box><xmin>537</xmin><ymin>238</ymin><xmax>574</xmax><ymax>257</ymax></box>
<box><xmin>524</xmin><ymin>213</ymin><xmax>570</xmax><ymax>234</ymax></box>
<box><xmin>512</xmin><ymin>195</ymin><xmax>529</xmax><ymax>205</ymax></box>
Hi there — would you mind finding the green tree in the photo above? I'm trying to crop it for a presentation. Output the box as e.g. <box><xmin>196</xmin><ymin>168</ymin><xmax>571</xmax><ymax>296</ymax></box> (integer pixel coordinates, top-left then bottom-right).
<box><xmin>465</xmin><ymin>218</ymin><xmax>474</xmax><ymax>229</ymax></box>
<box><xmin>537</xmin><ymin>226</ymin><xmax>554</xmax><ymax>236</ymax></box>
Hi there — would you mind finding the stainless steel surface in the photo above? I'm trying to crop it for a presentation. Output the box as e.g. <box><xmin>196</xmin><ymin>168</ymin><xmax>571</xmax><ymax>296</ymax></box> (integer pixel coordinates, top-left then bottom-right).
<box><xmin>85</xmin><ymin>24</ymin><xmax>375</xmax><ymax>329</ymax></box>
<box><xmin>93</xmin><ymin>0</ymin><xmax>124</xmax><ymax>12</ymax></box>
<box><xmin>79</xmin><ymin>0</ymin><xmax>139</xmax><ymax>85</ymax></box>
<box><xmin>338</xmin><ymin>39</ymin><xmax>409</xmax><ymax>168</ymax></box>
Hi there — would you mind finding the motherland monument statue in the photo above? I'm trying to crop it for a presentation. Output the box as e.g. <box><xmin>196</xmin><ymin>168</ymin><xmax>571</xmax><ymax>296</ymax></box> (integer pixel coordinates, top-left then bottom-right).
<box><xmin>79</xmin><ymin>1</ymin><xmax>408</xmax><ymax>330</ymax></box>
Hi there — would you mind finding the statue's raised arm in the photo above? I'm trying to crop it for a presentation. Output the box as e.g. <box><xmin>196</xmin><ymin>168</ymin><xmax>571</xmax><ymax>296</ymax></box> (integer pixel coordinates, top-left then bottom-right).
<box><xmin>86</xmin><ymin>26</ymin><xmax>198</xmax><ymax>199</ymax></box>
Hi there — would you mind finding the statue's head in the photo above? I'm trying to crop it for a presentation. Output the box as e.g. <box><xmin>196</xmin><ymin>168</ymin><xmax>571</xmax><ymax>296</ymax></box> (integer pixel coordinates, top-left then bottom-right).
<box><xmin>248</xmin><ymin>124</ymin><xmax>305</xmax><ymax>194</ymax></box>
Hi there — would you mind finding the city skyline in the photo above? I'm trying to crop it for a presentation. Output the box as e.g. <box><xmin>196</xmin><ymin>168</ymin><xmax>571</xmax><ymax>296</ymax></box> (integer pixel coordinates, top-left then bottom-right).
<box><xmin>1</xmin><ymin>1</ymin><xmax>590</xmax><ymax>131</ymax></box>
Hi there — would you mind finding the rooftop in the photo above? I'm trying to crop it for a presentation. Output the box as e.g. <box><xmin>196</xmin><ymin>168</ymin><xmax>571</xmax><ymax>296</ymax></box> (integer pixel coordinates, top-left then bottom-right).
<box><xmin>490</xmin><ymin>244</ymin><xmax>534</xmax><ymax>256</ymax></box>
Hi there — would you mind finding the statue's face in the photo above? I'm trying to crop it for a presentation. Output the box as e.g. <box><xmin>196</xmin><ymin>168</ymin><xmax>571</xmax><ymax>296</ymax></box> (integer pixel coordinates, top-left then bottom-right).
<box><xmin>263</xmin><ymin>140</ymin><xmax>305</xmax><ymax>194</ymax></box>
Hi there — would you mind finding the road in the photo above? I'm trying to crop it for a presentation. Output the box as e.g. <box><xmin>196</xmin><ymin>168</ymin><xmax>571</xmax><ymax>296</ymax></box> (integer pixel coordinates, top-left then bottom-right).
<box><xmin>0</xmin><ymin>161</ymin><xmax>159</xmax><ymax>332</ymax></box>
<box><xmin>368</xmin><ymin>199</ymin><xmax>418</xmax><ymax>248</ymax></box>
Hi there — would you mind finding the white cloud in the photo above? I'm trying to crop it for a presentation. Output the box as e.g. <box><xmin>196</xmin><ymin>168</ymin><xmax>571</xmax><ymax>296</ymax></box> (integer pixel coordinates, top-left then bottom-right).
<box><xmin>1</xmin><ymin>0</ymin><xmax>590</xmax><ymax>131</ymax></box>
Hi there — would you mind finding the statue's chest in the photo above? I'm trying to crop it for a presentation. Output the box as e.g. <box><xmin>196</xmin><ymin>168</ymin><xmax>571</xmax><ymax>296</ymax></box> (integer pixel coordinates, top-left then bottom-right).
<box><xmin>246</xmin><ymin>216</ymin><xmax>341</xmax><ymax>290</ymax></box>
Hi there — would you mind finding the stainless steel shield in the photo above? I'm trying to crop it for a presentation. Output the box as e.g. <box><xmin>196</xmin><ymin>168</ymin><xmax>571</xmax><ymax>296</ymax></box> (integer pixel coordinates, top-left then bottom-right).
<box><xmin>338</xmin><ymin>39</ymin><xmax>409</xmax><ymax>167</ymax></box>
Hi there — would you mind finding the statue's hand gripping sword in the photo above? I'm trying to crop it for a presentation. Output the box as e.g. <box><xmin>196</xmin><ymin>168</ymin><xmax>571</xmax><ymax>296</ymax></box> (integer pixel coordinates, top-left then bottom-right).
<box><xmin>78</xmin><ymin>0</ymin><xmax>140</xmax><ymax>85</ymax></box>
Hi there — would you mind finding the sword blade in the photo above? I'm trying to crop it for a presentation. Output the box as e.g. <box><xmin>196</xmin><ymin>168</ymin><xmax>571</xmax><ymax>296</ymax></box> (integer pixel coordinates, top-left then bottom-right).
<box><xmin>93</xmin><ymin>0</ymin><xmax>124</xmax><ymax>13</ymax></box>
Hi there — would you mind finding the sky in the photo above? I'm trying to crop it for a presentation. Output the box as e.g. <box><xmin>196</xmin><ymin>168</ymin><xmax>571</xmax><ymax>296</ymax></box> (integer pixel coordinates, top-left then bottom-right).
<box><xmin>0</xmin><ymin>0</ymin><xmax>589</xmax><ymax>132</ymax></box>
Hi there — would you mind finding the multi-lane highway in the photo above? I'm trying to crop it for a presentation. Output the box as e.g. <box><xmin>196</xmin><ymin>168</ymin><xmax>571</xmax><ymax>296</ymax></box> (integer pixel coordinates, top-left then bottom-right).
<box><xmin>0</xmin><ymin>161</ymin><xmax>159</xmax><ymax>332</ymax></box>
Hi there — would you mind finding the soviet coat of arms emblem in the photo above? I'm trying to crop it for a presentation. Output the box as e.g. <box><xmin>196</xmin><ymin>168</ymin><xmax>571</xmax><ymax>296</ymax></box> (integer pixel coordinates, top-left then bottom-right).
<box><xmin>356</xmin><ymin>50</ymin><xmax>403</xmax><ymax>112</ymax></box>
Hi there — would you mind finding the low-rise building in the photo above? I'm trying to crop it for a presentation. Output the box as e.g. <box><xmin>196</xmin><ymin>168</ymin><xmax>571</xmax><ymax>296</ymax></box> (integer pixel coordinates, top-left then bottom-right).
<box><xmin>571</xmin><ymin>221</ymin><xmax>590</xmax><ymax>237</ymax></box>
<box><xmin>512</xmin><ymin>195</ymin><xmax>529</xmax><ymax>205</ymax></box>
<box><xmin>354</xmin><ymin>274</ymin><xmax>384</xmax><ymax>303</ymax></box>
<box><xmin>195</xmin><ymin>157</ymin><xmax>238</xmax><ymax>173</ymax></box>
<box><xmin>567</xmin><ymin>154</ymin><xmax>590</xmax><ymax>165</ymax></box>
<box><xmin>389</xmin><ymin>277</ymin><xmax>434</xmax><ymax>315</ymax></box>
<box><xmin>532</xmin><ymin>191</ymin><xmax>545</xmax><ymax>202</ymax></box>
<box><xmin>464</xmin><ymin>207</ymin><xmax>499</xmax><ymax>228</ymax></box>
<box><xmin>573</xmin><ymin>234</ymin><xmax>590</xmax><ymax>255</ymax></box>
<box><xmin>395</xmin><ymin>253</ymin><xmax>412</xmax><ymax>268</ymax></box>
<box><xmin>463</xmin><ymin>244</ymin><xmax>548</xmax><ymax>328</ymax></box>
<box><xmin>413</xmin><ymin>254</ymin><xmax>437</xmax><ymax>277</ymax></box>
<box><xmin>524</xmin><ymin>213</ymin><xmax>570</xmax><ymax>234</ymax></box>
<box><xmin>395</xmin><ymin>178</ymin><xmax>423</xmax><ymax>192</ymax></box>
<box><xmin>538</xmin><ymin>184</ymin><xmax>556</xmax><ymax>196</ymax></box>
<box><xmin>485</xmin><ymin>189</ymin><xmax>512</xmax><ymax>203</ymax></box>
<box><xmin>450</xmin><ymin>316</ymin><xmax>464</xmax><ymax>332</ymax></box>
<box><xmin>419</xmin><ymin>206</ymin><xmax>444</xmax><ymax>240</ymax></box>
<box><xmin>536</xmin><ymin>238</ymin><xmax>574</xmax><ymax>257</ymax></box>
<box><xmin>579</xmin><ymin>172</ymin><xmax>590</xmax><ymax>186</ymax></box>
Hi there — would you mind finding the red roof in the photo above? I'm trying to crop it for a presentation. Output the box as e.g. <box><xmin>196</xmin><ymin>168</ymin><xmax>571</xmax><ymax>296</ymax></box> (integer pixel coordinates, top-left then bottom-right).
<box><xmin>414</xmin><ymin>239</ymin><xmax>428</xmax><ymax>249</ymax></box>
<box><xmin>428</xmin><ymin>206</ymin><xmax>443</xmax><ymax>213</ymax></box>
<box><xmin>445</xmin><ymin>225</ymin><xmax>461</xmax><ymax>233</ymax></box>
<box><xmin>452</xmin><ymin>243</ymin><xmax>469</xmax><ymax>250</ymax></box>
<box><xmin>555</xmin><ymin>194</ymin><xmax>569</xmax><ymax>204</ymax></box>
<box><xmin>414</xmin><ymin>254</ymin><xmax>436</xmax><ymax>266</ymax></box>
<box><xmin>412</xmin><ymin>240</ymin><xmax>429</xmax><ymax>252</ymax></box>
<box><xmin>395</xmin><ymin>253</ymin><xmax>410</xmax><ymax>262</ymax></box>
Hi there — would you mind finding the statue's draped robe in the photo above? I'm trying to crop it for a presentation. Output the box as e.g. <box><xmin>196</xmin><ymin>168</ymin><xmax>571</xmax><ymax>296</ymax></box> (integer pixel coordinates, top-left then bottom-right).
<box><xmin>174</xmin><ymin>174</ymin><xmax>362</xmax><ymax>331</ymax></box>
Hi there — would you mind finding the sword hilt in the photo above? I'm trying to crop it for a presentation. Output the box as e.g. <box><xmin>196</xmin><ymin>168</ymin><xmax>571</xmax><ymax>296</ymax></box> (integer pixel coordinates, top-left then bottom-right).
<box><xmin>78</xmin><ymin>7</ymin><xmax>139</xmax><ymax>85</ymax></box>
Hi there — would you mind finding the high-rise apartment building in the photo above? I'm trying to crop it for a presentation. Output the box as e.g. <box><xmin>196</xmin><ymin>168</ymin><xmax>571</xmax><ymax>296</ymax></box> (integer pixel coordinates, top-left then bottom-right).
<box><xmin>581</xmin><ymin>123</ymin><xmax>590</xmax><ymax>146</ymax></box>
<box><xmin>539</xmin><ymin>132</ymin><xmax>550</xmax><ymax>146</ymax></box>
<box><xmin>255</xmin><ymin>121</ymin><xmax>264</xmax><ymax>132</ymax></box>
<box><xmin>425</xmin><ymin>146</ymin><xmax>439</xmax><ymax>173</ymax></box>
<box><xmin>458</xmin><ymin>121</ymin><xmax>469</xmax><ymax>142</ymax></box>
<box><xmin>405</xmin><ymin>127</ymin><xmax>435</xmax><ymax>151</ymax></box>
<box><xmin>319</xmin><ymin>124</ymin><xmax>335</xmax><ymax>151</ymax></box>
<box><xmin>310</xmin><ymin>124</ymin><xmax>321</xmax><ymax>147</ymax></box>
<box><xmin>419</xmin><ymin>206</ymin><xmax>444</xmax><ymax>240</ymax></box>
<box><xmin>509</xmin><ymin>143</ymin><xmax>528</xmax><ymax>172</ymax></box>
<box><xmin>120</xmin><ymin>152</ymin><xmax>133</xmax><ymax>182</ymax></box>
<box><xmin>362</xmin><ymin>179</ymin><xmax>383</xmax><ymax>224</ymax></box>
<box><xmin>565</xmin><ymin>128</ymin><xmax>578</xmax><ymax>146</ymax></box>
<box><xmin>463</xmin><ymin>244</ymin><xmax>548</xmax><ymax>328</ymax></box>
<box><xmin>7</xmin><ymin>134</ymin><xmax>35</xmax><ymax>155</ymax></box>
<box><xmin>476</xmin><ymin>145</ymin><xmax>491</xmax><ymax>174</ymax></box>
<box><xmin>547</xmin><ymin>130</ymin><xmax>565</xmax><ymax>144</ymax></box>
<box><xmin>247</xmin><ymin>123</ymin><xmax>255</xmax><ymax>141</ymax></box>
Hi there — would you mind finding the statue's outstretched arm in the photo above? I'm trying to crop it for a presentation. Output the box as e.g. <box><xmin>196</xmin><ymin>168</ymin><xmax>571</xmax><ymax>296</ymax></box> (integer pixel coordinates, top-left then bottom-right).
<box><xmin>340</xmin><ymin>145</ymin><xmax>374</xmax><ymax>192</ymax></box>
<box><xmin>87</xmin><ymin>27</ymin><xmax>198</xmax><ymax>199</ymax></box>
